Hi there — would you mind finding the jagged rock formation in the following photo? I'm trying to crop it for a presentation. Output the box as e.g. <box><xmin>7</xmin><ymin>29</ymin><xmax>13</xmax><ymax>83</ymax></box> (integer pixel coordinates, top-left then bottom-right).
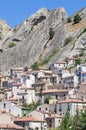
<box><xmin>0</xmin><ymin>19</ymin><xmax>11</xmax><ymax>41</ymax></box>
<box><xmin>0</xmin><ymin>7</ymin><xmax>86</xmax><ymax>70</ymax></box>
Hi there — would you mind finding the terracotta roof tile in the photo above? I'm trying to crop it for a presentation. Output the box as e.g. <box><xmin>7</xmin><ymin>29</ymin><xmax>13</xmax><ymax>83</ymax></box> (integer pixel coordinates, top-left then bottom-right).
<box><xmin>0</xmin><ymin>123</ymin><xmax>24</xmax><ymax>129</ymax></box>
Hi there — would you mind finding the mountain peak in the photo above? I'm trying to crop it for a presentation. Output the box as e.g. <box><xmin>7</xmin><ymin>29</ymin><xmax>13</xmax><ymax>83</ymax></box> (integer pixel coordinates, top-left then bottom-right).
<box><xmin>0</xmin><ymin>7</ymin><xmax>86</xmax><ymax>70</ymax></box>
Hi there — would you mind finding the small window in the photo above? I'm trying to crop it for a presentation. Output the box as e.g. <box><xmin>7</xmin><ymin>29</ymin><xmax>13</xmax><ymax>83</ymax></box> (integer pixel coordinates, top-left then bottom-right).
<box><xmin>59</xmin><ymin>120</ymin><xmax>60</xmax><ymax>122</ymax></box>
<box><xmin>56</xmin><ymin>95</ymin><xmax>58</xmax><ymax>99</ymax></box>
<box><xmin>27</xmin><ymin>76</ymin><xmax>30</xmax><ymax>79</ymax></box>
<box><xmin>3</xmin><ymin>103</ymin><xmax>6</xmax><ymax>109</ymax></box>
<box><xmin>46</xmin><ymin>108</ymin><xmax>48</xmax><ymax>111</ymax></box>
<box><xmin>25</xmin><ymin>90</ymin><xmax>27</xmax><ymax>92</ymax></box>
<box><xmin>49</xmin><ymin>119</ymin><xmax>51</xmax><ymax>123</ymax></box>
<box><xmin>22</xmin><ymin>96</ymin><xmax>24</xmax><ymax>100</ymax></box>
<box><xmin>49</xmin><ymin>124</ymin><xmax>52</xmax><ymax>128</ymax></box>
<box><xmin>39</xmin><ymin>108</ymin><xmax>41</xmax><ymax>110</ymax></box>
<box><xmin>59</xmin><ymin>104</ymin><xmax>62</xmax><ymax>111</ymax></box>
<box><xmin>68</xmin><ymin>103</ymin><xmax>70</xmax><ymax>111</ymax></box>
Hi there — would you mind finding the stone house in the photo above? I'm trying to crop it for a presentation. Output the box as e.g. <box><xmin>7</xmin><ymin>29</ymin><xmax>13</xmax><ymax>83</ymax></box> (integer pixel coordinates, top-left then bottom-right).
<box><xmin>56</xmin><ymin>99</ymin><xmax>86</xmax><ymax>117</ymax></box>
<box><xmin>0</xmin><ymin>112</ymin><xmax>24</xmax><ymax>130</ymax></box>
<box><xmin>14</xmin><ymin>116</ymin><xmax>46</xmax><ymax>130</ymax></box>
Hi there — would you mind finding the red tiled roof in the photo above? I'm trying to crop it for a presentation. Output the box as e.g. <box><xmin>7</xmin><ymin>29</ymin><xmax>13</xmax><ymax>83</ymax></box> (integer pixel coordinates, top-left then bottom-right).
<box><xmin>66</xmin><ymin>57</ymin><xmax>77</xmax><ymax>60</ymax></box>
<box><xmin>8</xmin><ymin>98</ymin><xmax>18</xmax><ymax>101</ymax></box>
<box><xmin>32</xmin><ymin>82</ymin><xmax>45</xmax><ymax>85</ymax></box>
<box><xmin>0</xmin><ymin>123</ymin><xmax>24</xmax><ymax>129</ymax></box>
<box><xmin>58</xmin><ymin>99</ymin><xmax>86</xmax><ymax>104</ymax></box>
<box><xmin>81</xmin><ymin>82</ymin><xmax>86</xmax><ymax>85</ymax></box>
<box><xmin>0</xmin><ymin>75</ymin><xmax>6</xmax><ymax>79</ymax></box>
<box><xmin>14</xmin><ymin>116</ymin><xmax>44</xmax><ymax>122</ymax></box>
<box><xmin>56</xmin><ymin>61</ymin><xmax>67</xmax><ymax>64</ymax></box>
<box><xmin>12</xmin><ymin>83</ymin><xmax>22</xmax><ymax>86</ymax></box>
<box><xmin>36</xmin><ymin>89</ymin><xmax>69</xmax><ymax>94</ymax></box>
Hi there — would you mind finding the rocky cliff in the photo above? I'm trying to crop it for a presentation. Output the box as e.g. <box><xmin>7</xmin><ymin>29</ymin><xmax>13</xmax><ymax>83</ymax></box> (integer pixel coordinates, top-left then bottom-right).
<box><xmin>0</xmin><ymin>7</ymin><xmax>86</xmax><ymax>70</ymax></box>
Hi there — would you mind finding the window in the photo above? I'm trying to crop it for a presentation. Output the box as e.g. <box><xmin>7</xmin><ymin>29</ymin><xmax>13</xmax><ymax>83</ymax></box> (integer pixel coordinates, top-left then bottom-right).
<box><xmin>59</xmin><ymin>120</ymin><xmax>60</xmax><ymax>122</ymax></box>
<box><xmin>68</xmin><ymin>103</ymin><xmax>70</xmax><ymax>111</ymax></box>
<box><xmin>56</xmin><ymin>95</ymin><xmax>58</xmax><ymax>99</ymax></box>
<box><xmin>3</xmin><ymin>103</ymin><xmax>6</xmax><ymax>109</ymax></box>
<box><xmin>15</xmin><ymin>74</ymin><xmax>17</xmax><ymax>78</ymax></box>
<box><xmin>22</xmin><ymin>96</ymin><xmax>24</xmax><ymax>100</ymax></box>
<box><xmin>39</xmin><ymin>108</ymin><xmax>41</xmax><ymax>110</ymax></box>
<box><xmin>27</xmin><ymin>76</ymin><xmax>30</xmax><ymax>79</ymax></box>
<box><xmin>49</xmin><ymin>124</ymin><xmax>52</xmax><ymax>128</ymax></box>
<box><xmin>59</xmin><ymin>104</ymin><xmax>62</xmax><ymax>111</ymax></box>
<box><xmin>25</xmin><ymin>90</ymin><xmax>27</xmax><ymax>92</ymax></box>
<box><xmin>49</xmin><ymin>119</ymin><xmax>51</xmax><ymax>123</ymax></box>
<box><xmin>46</xmin><ymin>108</ymin><xmax>48</xmax><ymax>111</ymax></box>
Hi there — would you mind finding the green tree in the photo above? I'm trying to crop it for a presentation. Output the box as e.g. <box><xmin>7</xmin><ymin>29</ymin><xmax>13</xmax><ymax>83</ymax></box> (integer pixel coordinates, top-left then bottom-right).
<box><xmin>58</xmin><ymin>111</ymin><xmax>71</xmax><ymax>130</ymax></box>
<box><xmin>0</xmin><ymin>49</ymin><xmax>3</xmax><ymax>53</ymax></box>
<box><xmin>73</xmin><ymin>14</ymin><xmax>81</xmax><ymax>24</ymax></box>
<box><xmin>49</xmin><ymin>28</ymin><xmax>54</xmax><ymax>40</ymax></box>
<box><xmin>64</xmin><ymin>37</ymin><xmax>72</xmax><ymax>46</ymax></box>
<box><xmin>44</xmin><ymin>96</ymin><xmax>51</xmax><ymax>104</ymax></box>
<box><xmin>80</xmin><ymin>109</ymin><xmax>86</xmax><ymax>130</ymax></box>
<box><xmin>31</xmin><ymin>62</ymin><xmax>39</xmax><ymax>70</ymax></box>
<box><xmin>71</xmin><ymin>110</ymin><xmax>81</xmax><ymax>130</ymax></box>
<box><xmin>8</xmin><ymin>42</ymin><xmax>16</xmax><ymax>48</ymax></box>
<box><xmin>75</xmin><ymin>58</ymin><xmax>81</xmax><ymax>65</ymax></box>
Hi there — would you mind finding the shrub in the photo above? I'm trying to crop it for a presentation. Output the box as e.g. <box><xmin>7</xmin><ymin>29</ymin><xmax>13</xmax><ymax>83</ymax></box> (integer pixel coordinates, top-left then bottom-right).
<box><xmin>49</xmin><ymin>28</ymin><xmax>54</xmax><ymax>40</ymax></box>
<box><xmin>67</xmin><ymin>17</ymin><xmax>72</xmax><ymax>23</ymax></box>
<box><xmin>44</xmin><ymin>96</ymin><xmax>51</xmax><ymax>104</ymax></box>
<box><xmin>31</xmin><ymin>62</ymin><xmax>39</xmax><ymax>70</ymax></box>
<box><xmin>41</xmin><ymin>48</ymin><xmax>59</xmax><ymax>65</ymax></box>
<box><xmin>8</xmin><ymin>42</ymin><xmax>16</xmax><ymax>48</ymax></box>
<box><xmin>73</xmin><ymin>14</ymin><xmax>81</xmax><ymax>24</ymax></box>
<box><xmin>75</xmin><ymin>58</ymin><xmax>81</xmax><ymax>65</ymax></box>
<box><xmin>64</xmin><ymin>37</ymin><xmax>72</xmax><ymax>46</ymax></box>
<box><xmin>0</xmin><ymin>49</ymin><xmax>3</xmax><ymax>53</ymax></box>
<box><xmin>79</xmin><ymin>51</ymin><xmax>84</xmax><ymax>57</ymax></box>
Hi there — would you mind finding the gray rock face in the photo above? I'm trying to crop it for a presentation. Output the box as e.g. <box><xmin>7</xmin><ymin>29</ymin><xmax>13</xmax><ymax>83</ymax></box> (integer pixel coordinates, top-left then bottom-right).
<box><xmin>0</xmin><ymin>19</ymin><xmax>11</xmax><ymax>42</ymax></box>
<box><xmin>0</xmin><ymin>7</ymin><xmax>86</xmax><ymax>70</ymax></box>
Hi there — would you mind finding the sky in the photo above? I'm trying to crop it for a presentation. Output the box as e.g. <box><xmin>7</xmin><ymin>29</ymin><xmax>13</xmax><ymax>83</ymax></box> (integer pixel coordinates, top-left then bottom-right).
<box><xmin>0</xmin><ymin>0</ymin><xmax>86</xmax><ymax>28</ymax></box>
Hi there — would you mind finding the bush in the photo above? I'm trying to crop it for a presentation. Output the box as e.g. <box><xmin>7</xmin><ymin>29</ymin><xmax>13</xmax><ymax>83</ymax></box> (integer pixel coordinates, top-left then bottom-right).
<box><xmin>41</xmin><ymin>48</ymin><xmax>59</xmax><ymax>65</ymax></box>
<box><xmin>0</xmin><ymin>49</ymin><xmax>3</xmax><ymax>53</ymax></box>
<box><xmin>49</xmin><ymin>28</ymin><xmax>54</xmax><ymax>40</ymax></box>
<box><xmin>64</xmin><ymin>37</ymin><xmax>72</xmax><ymax>46</ymax></box>
<box><xmin>44</xmin><ymin>96</ymin><xmax>51</xmax><ymax>104</ymax></box>
<box><xmin>73</xmin><ymin>14</ymin><xmax>81</xmax><ymax>24</ymax></box>
<box><xmin>79</xmin><ymin>51</ymin><xmax>84</xmax><ymax>57</ymax></box>
<box><xmin>31</xmin><ymin>62</ymin><xmax>39</xmax><ymax>70</ymax></box>
<box><xmin>8</xmin><ymin>42</ymin><xmax>16</xmax><ymax>48</ymax></box>
<box><xmin>67</xmin><ymin>17</ymin><xmax>72</xmax><ymax>23</ymax></box>
<box><xmin>75</xmin><ymin>58</ymin><xmax>81</xmax><ymax>65</ymax></box>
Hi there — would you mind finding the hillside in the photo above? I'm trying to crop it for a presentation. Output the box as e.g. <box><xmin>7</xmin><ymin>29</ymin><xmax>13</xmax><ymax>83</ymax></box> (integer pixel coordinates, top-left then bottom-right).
<box><xmin>0</xmin><ymin>7</ymin><xmax>86</xmax><ymax>70</ymax></box>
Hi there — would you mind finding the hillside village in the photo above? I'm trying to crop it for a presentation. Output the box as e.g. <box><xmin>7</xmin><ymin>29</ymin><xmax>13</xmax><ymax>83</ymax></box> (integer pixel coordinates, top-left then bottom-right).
<box><xmin>0</xmin><ymin>6</ymin><xmax>86</xmax><ymax>130</ymax></box>
<box><xmin>0</xmin><ymin>57</ymin><xmax>86</xmax><ymax>130</ymax></box>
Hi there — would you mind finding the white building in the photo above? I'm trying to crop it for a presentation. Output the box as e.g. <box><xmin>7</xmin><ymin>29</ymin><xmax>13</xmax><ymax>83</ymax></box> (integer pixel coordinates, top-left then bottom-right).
<box><xmin>21</xmin><ymin>74</ymin><xmax>35</xmax><ymax>88</ymax></box>
<box><xmin>56</xmin><ymin>99</ymin><xmax>86</xmax><ymax>117</ymax></box>
<box><xmin>54</xmin><ymin>61</ymin><xmax>67</xmax><ymax>69</ymax></box>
